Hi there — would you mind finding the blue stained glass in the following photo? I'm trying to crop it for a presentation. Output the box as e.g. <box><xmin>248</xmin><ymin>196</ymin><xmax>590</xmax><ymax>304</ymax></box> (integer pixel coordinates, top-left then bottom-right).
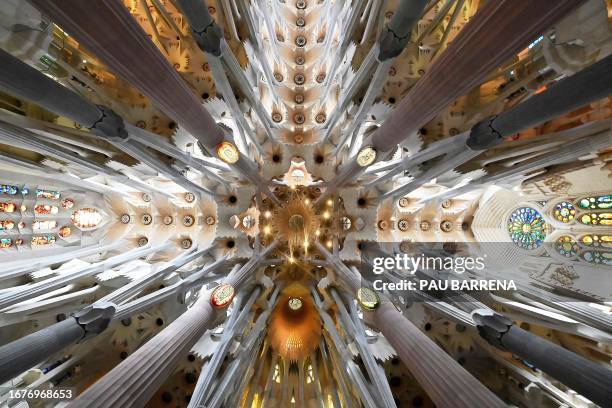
<box><xmin>507</xmin><ymin>207</ymin><xmax>548</xmax><ymax>250</ymax></box>
<box><xmin>0</xmin><ymin>185</ymin><xmax>18</xmax><ymax>195</ymax></box>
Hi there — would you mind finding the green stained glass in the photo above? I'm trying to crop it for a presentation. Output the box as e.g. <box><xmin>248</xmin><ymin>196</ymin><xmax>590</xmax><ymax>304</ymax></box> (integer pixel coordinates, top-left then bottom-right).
<box><xmin>553</xmin><ymin>201</ymin><xmax>575</xmax><ymax>223</ymax></box>
<box><xmin>507</xmin><ymin>207</ymin><xmax>547</xmax><ymax>250</ymax></box>
<box><xmin>577</xmin><ymin>194</ymin><xmax>611</xmax><ymax>210</ymax></box>
<box><xmin>555</xmin><ymin>236</ymin><xmax>578</xmax><ymax>258</ymax></box>
<box><xmin>578</xmin><ymin>213</ymin><xmax>612</xmax><ymax>226</ymax></box>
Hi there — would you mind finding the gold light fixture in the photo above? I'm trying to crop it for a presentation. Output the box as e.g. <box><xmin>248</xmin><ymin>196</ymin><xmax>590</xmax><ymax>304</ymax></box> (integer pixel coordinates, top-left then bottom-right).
<box><xmin>356</xmin><ymin>145</ymin><xmax>377</xmax><ymax>167</ymax></box>
<box><xmin>216</xmin><ymin>141</ymin><xmax>240</xmax><ymax>164</ymax></box>
<box><xmin>357</xmin><ymin>287</ymin><xmax>380</xmax><ymax>311</ymax></box>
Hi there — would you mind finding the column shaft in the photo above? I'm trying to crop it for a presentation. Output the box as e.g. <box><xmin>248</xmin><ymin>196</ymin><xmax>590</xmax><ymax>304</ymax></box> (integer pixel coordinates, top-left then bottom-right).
<box><xmin>371</xmin><ymin>0</ymin><xmax>583</xmax><ymax>151</ymax></box>
<box><xmin>470</xmin><ymin>54</ymin><xmax>612</xmax><ymax>145</ymax></box>
<box><xmin>68</xmin><ymin>294</ymin><xmax>216</xmax><ymax>407</ymax></box>
<box><xmin>372</xmin><ymin>302</ymin><xmax>505</xmax><ymax>408</ymax></box>
<box><xmin>30</xmin><ymin>0</ymin><xmax>224</xmax><ymax>150</ymax></box>
<box><xmin>501</xmin><ymin>326</ymin><xmax>612</xmax><ymax>407</ymax></box>
<box><xmin>0</xmin><ymin>318</ymin><xmax>84</xmax><ymax>384</ymax></box>
<box><xmin>0</xmin><ymin>49</ymin><xmax>101</xmax><ymax>127</ymax></box>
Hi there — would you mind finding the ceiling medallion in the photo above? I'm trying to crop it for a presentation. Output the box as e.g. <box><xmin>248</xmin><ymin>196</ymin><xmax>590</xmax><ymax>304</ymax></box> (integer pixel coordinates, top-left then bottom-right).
<box><xmin>216</xmin><ymin>141</ymin><xmax>240</xmax><ymax>164</ymax></box>
<box><xmin>356</xmin><ymin>145</ymin><xmax>377</xmax><ymax>167</ymax></box>
<box><xmin>288</xmin><ymin>297</ymin><xmax>303</xmax><ymax>311</ymax></box>
<box><xmin>181</xmin><ymin>238</ymin><xmax>193</xmax><ymax>249</ymax></box>
<box><xmin>210</xmin><ymin>284</ymin><xmax>236</xmax><ymax>309</ymax></box>
<box><xmin>357</xmin><ymin>287</ymin><xmax>380</xmax><ymax>311</ymax></box>
<box><xmin>184</xmin><ymin>192</ymin><xmax>196</xmax><ymax>203</ymax></box>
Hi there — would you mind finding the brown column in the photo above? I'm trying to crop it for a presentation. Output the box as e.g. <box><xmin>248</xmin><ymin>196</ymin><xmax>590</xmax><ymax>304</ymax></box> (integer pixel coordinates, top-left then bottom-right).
<box><xmin>369</xmin><ymin>302</ymin><xmax>506</xmax><ymax>408</ymax></box>
<box><xmin>68</xmin><ymin>293</ymin><xmax>217</xmax><ymax>408</ymax></box>
<box><xmin>371</xmin><ymin>0</ymin><xmax>583</xmax><ymax>151</ymax></box>
<box><xmin>30</xmin><ymin>0</ymin><xmax>224</xmax><ymax>151</ymax></box>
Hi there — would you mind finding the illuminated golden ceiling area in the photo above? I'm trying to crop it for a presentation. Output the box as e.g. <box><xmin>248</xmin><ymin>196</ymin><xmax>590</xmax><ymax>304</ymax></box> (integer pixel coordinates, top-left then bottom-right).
<box><xmin>0</xmin><ymin>0</ymin><xmax>610</xmax><ymax>407</ymax></box>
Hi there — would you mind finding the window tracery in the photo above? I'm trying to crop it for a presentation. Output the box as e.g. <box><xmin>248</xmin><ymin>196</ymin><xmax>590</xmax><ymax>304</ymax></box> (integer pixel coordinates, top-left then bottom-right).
<box><xmin>553</xmin><ymin>201</ymin><xmax>575</xmax><ymax>223</ymax></box>
<box><xmin>507</xmin><ymin>207</ymin><xmax>547</xmax><ymax>249</ymax></box>
<box><xmin>35</xmin><ymin>188</ymin><xmax>60</xmax><ymax>200</ymax></box>
<box><xmin>577</xmin><ymin>194</ymin><xmax>611</xmax><ymax>210</ymax></box>
<box><xmin>72</xmin><ymin>208</ymin><xmax>103</xmax><ymax>229</ymax></box>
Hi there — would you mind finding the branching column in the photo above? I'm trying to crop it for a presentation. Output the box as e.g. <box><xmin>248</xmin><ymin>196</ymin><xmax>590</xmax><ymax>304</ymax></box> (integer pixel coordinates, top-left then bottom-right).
<box><xmin>371</xmin><ymin>0</ymin><xmax>584</xmax><ymax>150</ymax></box>
<box><xmin>322</xmin><ymin>0</ymin><xmax>583</xmax><ymax>196</ymax></box>
<box><xmin>0</xmin><ymin>303</ymin><xmax>115</xmax><ymax>384</ymax></box>
<box><xmin>473</xmin><ymin>311</ymin><xmax>612</xmax><ymax>407</ymax></box>
<box><xmin>30</xmin><ymin>0</ymin><xmax>225</xmax><ymax>151</ymax></box>
<box><xmin>317</xmin><ymin>244</ymin><xmax>505</xmax><ymax>407</ymax></box>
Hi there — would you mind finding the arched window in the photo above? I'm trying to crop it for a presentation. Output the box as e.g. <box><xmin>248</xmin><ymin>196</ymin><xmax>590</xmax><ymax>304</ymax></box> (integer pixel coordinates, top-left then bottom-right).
<box><xmin>33</xmin><ymin>220</ymin><xmax>58</xmax><ymax>230</ymax></box>
<box><xmin>576</xmin><ymin>194</ymin><xmax>611</xmax><ymax>210</ymax></box>
<box><xmin>0</xmin><ymin>185</ymin><xmax>19</xmax><ymax>195</ymax></box>
<box><xmin>35</xmin><ymin>189</ymin><xmax>60</xmax><ymax>200</ymax></box>
<box><xmin>0</xmin><ymin>220</ymin><xmax>15</xmax><ymax>230</ymax></box>
<box><xmin>72</xmin><ymin>208</ymin><xmax>103</xmax><ymax>229</ymax></box>
<box><xmin>31</xmin><ymin>235</ymin><xmax>56</xmax><ymax>247</ymax></box>
<box><xmin>34</xmin><ymin>204</ymin><xmax>59</xmax><ymax>215</ymax></box>
<box><xmin>578</xmin><ymin>213</ymin><xmax>611</xmax><ymax>226</ymax></box>
<box><xmin>0</xmin><ymin>202</ymin><xmax>17</xmax><ymax>213</ymax></box>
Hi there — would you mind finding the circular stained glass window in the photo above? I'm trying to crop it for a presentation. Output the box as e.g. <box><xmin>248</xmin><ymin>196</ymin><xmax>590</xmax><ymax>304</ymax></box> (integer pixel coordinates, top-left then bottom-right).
<box><xmin>507</xmin><ymin>207</ymin><xmax>548</xmax><ymax>250</ymax></box>
<box><xmin>555</xmin><ymin>236</ymin><xmax>578</xmax><ymax>258</ymax></box>
<box><xmin>553</xmin><ymin>201</ymin><xmax>575</xmax><ymax>223</ymax></box>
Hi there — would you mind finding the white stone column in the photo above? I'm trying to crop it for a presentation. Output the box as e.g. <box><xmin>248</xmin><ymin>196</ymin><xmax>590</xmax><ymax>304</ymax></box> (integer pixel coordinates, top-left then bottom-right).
<box><xmin>368</xmin><ymin>302</ymin><xmax>506</xmax><ymax>408</ymax></box>
<box><xmin>68</xmin><ymin>289</ymin><xmax>217</xmax><ymax>408</ymax></box>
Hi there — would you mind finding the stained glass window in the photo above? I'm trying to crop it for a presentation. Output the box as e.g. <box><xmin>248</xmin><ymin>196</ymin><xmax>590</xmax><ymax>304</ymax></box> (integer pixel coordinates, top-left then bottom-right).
<box><xmin>33</xmin><ymin>220</ymin><xmax>58</xmax><ymax>230</ymax></box>
<box><xmin>580</xmin><ymin>234</ymin><xmax>611</xmax><ymax>249</ymax></box>
<box><xmin>31</xmin><ymin>235</ymin><xmax>56</xmax><ymax>246</ymax></box>
<box><xmin>507</xmin><ymin>207</ymin><xmax>548</xmax><ymax>249</ymax></box>
<box><xmin>0</xmin><ymin>202</ymin><xmax>17</xmax><ymax>213</ymax></box>
<box><xmin>582</xmin><ymin>251</ymin><xmax>612</xmax><ymax>266</ymax></box>
<box><xmin>34</xmin><ymin>204</ymin><xmax>59</xmax><ymax>215</ymax></box>
<box><xmin>0</xmin><ymin>185</ymin><xmax>18</xmax><ymax>195</ymax></box>
<box><xmin>0</xmin><ymin>238</ymin><xmax>12</xmax><ymax>249</ymax></box>
<box><xmin>577</xmin><ymin>194</ymin><xmax>611</xmax><ymax>210</ymax></box>
<box><xmin>555</xmin><ymin>236</ymin><xmax>578</xmax><ymax>258</ymax></box>
<box><xmin>578</xmin><ymin>213</ymin><xmax>611</xmax><ymax>226</ymax></box>
<box><xmin>61</xmin><ymin>198</ymin><xmax>75</xmax><ymax>209</ymax></box>
<box><xmin>553</xmin><ymin>201</ymin><xmax>575</xmax><ymax>223</ymax></box>
<box><xmin>35</xmin><ymin>189</ymin><xmax>60</xmax><ymax>200</ymax></box>
<box><xmin>72</xmin><ymin>208</ymin><xmax>102</xmax><ymax>228</ymax></box>
<box><xmin>59</xmin><ymin>226</ymin><xmax>71</xmax><ymax>238</ymax></box>
<box><xmin>0</xmin><ymin>220</ymin><xmax>15</xmax><ymax>231</ymax></box>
